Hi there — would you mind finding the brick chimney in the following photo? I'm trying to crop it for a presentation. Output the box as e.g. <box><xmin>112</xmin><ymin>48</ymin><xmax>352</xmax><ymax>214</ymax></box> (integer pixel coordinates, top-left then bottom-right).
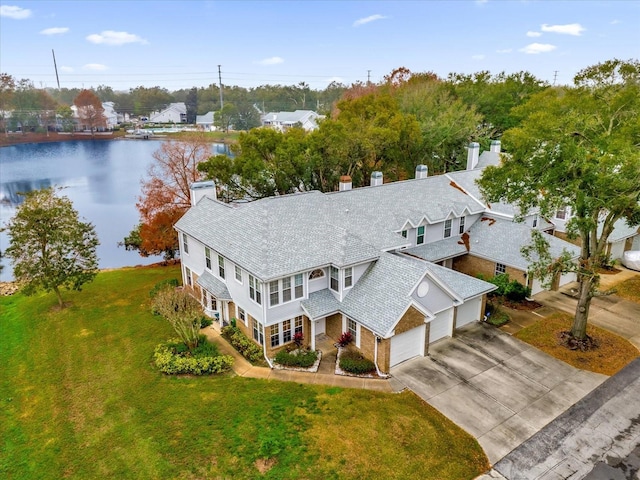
<box><xmin>190</xmin><ymin>180</ymin><xmax>216</xmax><ymax>206</ymax></box>
<box><xmin>339</xmin><ymin>175</ymin><xmax>352</xmax><ymax>191</ymax></box>
<box><xmin>415</xmin><ymin>164</ymin><xmax>428</xmax><ymax>179</ymax></box>
<box><xmin>467</xmin><ymin>142</ymin><xmax>480</xmax><ymax>170</ymax></box>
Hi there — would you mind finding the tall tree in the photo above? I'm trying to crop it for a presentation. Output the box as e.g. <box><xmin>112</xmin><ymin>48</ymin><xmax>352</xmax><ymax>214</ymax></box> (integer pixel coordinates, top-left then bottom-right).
<box><xmin>185</xmin><ymin>87</ymin><xmax>198</xmax><ymax>124</ymax></box>
<box><xmin>0</xmin><ymin>73</ymin><xmax>16</xmax><ymax>136</ymax></box>
<box><xmin>127</xmin><ymin>135</ymin><xmax>209</xmax><ymax>259</ymax></box>
<box><xmin>477</xmin><ymin>59</ymin><xmax>640</xmax><ymax>345</ymax></box>
<box><xmin>74</xmin><ymin>89</ymin><xmax>106</xmax><ymax>136</ymax></box>
<box><xmin>3</xmin><ymin>187</ymin><xmax>99</xmax><ymax>307</ymax></box>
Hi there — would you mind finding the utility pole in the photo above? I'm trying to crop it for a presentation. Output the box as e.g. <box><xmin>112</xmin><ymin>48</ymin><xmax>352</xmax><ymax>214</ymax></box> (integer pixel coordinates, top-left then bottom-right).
<box><xmin>553</xmin><ymin>70</ymin><xmax>558</xmax><ymax>85</ymax></box>
<box><xmin>367</xmin><ymin>70</ymin><xmax>371</xmax><ymax>85</ymax></box>
<box><xmin>52</xmin><ymin>49</ymin><xmax>61</xmax><ymax>90</ymax></box>
<box><xmin>217</xmin><ymin>65</ymin><xmax>224</xmax><ymax>109</ymax></box>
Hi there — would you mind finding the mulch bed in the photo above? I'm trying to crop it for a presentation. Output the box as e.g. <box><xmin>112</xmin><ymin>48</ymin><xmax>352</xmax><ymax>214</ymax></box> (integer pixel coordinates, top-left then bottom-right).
<box><xmin>493</xmin><ymin>298</ymin><xmax>542</xmax><ymax>311</ymax></box>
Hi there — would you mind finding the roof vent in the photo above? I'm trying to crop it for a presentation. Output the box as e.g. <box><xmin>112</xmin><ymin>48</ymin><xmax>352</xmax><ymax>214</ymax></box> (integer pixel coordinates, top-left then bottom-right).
<box><xmin>415</xmin><ymin>164</ymin><xmax>428</xmax><ymax>179</ymax></box>
<box><xmin>490</xmin><ymin>140</ymin><xmax>501</xmax><ymax>153</ymax></box>
<box><xmin>339</xmin><ymin>175</ymin><xmax>352</xmax><ymax>191</ymax></box>
<box><xmin>370</xmin><ymin>171</ymin><xmax>383</xmax><ymax>187</ymax></box>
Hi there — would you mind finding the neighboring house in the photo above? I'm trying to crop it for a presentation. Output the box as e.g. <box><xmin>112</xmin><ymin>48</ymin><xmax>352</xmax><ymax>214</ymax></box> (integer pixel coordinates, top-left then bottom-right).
<box><xmin>196</xmin><ymin>112</ymin><xmax>216</xmax><ymax>131</ymax></box>
<box><xmin>174</xmin><ymin>141</ymin><xmax>581</xmax><ymax>371</ymax></box>
<box><xmin>149</xmin><ymin>102</ymin><xmax>187</xmax><ymax>123</ymax></box>
<box><xmin>102</xmin><ymin>102</ymin><xmax>118</xmax><ymax>129</ymax></box>
<box><xmin>261</xmin><ymin>110</ymin><xmax>324</xmax><ymax>132</ymax></box>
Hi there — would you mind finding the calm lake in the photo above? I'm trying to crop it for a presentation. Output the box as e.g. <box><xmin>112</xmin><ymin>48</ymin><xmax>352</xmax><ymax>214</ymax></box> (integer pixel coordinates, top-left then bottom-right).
<box><xmin>0</xmin><ymin>139</ymin><xmax>229</xmax><ymax>282</ymax></box>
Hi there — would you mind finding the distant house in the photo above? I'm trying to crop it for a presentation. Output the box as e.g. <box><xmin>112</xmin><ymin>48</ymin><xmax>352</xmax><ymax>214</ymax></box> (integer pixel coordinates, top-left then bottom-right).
<box><xmin>261</xmin><ymin>110</ymin><xmax>324</xmax><ymax>132</ymax></box>
<box><xmin>196</xmin><ymin>112</ymin><xmax>216</xmax><ymax>131</ymax></box>
<box><xmin>149</xmin><ymin>102</ymin><xmax>187</xmax><ymax>124</ymax></box>
<box><xmin>102</xmin><ymin>102</ymin><xmax>118</xmax><ymax>129</ymax></box>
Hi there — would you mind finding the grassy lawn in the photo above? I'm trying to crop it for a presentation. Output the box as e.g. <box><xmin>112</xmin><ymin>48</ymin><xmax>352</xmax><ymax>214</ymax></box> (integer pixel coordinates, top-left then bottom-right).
<box><xmin>611</xmin><ymin>275</ymin><xmax>640</xmax><ymax>303</ymax></box>
<box><xmin>1</xmin><ymin>265</ymin><xmax>488</xmax><ymax>480</ymax></box>
<box><xmin>515</xmin><ymin>312</ymin><xmax>640</xmax><ymax>376</ymax></box>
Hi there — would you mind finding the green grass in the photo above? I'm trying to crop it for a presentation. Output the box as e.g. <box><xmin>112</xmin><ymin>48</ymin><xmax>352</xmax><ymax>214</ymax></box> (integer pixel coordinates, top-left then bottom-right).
<box><xmin>1</xmin><ymin>265</ymin><xmax>488</xmax><ymax>479</ymax></box>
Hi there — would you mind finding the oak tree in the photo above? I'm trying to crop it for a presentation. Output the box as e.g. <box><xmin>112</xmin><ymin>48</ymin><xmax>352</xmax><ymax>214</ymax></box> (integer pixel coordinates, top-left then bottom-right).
<box><xmin>3</xmin><ymin>188</ymin><xmax>99</xmax><ymax>307</ymax></box>
<box><xmin>74</xmin><ymin>89</ymin><xmax>106</xmax><ymax>136</ymax></box>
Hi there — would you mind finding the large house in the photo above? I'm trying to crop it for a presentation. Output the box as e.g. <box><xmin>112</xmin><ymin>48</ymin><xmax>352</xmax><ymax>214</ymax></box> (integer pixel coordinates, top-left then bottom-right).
<box><xmin>149</xmin><ymin>102</ymin><xmax>187</xmax><ymax>124</ymax></box>
<box><xmin>174</xmin><ymin>141</ymin><xmax>584</xmax><ymax>372</ymax></box>
<box><xmin>261</xmin><ymin>110</ymin><xmax>324</xmax><ymax>132</ymax></box>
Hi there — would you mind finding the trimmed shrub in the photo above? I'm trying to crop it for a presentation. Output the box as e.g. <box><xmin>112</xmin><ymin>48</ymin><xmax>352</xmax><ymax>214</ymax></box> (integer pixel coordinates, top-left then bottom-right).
<box><xmin>339</xmin><ymin>349</ymin><xmax>376</xmax><ymax>375</ymax></box>
<box><xmin>221</xmin><ymin>325</ymin><xmax>263</xmax><ymax>363</ymax></box>
<box><xmin>337</xmin><ymin>331</ymin><xmax>353</xmax><ymax>347</ymax></box>
<box><xmin>484</xmin><ymin>274</ymin><xmax>531</xmax><ymax>302</ymax></box>
<box><xmin>154</xmin><ymin>336</ymin><xmax>233</xmax><ymax>375</ymax></box>
<box><xmin>274</xmin><ymin>348</ymin><xmax>318</xmax><ymax>368</ymax></box>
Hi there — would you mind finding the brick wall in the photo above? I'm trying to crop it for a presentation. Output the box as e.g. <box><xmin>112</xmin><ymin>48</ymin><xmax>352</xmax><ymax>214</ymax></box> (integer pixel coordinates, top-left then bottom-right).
<box><xmin>326</xmin><ymin>313</ymin><xmax>343</xmax><ymax>340</ymax></box>
<box><xmin>395</xmin><ymin>306</ymin><xmax>425</xmax><ymax>335</ymax></box>
<box><xmin>453</xmin><ymin>254</ymin><xmax>527</xmax><ymax>285</ymax></box>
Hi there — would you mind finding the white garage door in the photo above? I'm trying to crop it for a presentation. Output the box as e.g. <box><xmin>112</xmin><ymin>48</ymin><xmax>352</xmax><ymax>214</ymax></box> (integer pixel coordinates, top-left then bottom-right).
<box><xmin>456</xmin><ymin>298</ymin><xmax>481</xmax><ymax>329</ymax></box>
<box><xmin>429</xmin><ymin>310</ymin><xmax>453</xmax><ymax>343</ymax></box>
<box><xmin>390</xmin><ymin>325</ymin><xmax>425</xmax><ymax>367</ymax></box>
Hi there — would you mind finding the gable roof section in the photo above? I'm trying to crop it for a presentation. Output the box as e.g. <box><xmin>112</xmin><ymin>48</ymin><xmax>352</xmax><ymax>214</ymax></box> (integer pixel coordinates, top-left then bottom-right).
<box><xmin>403</xmin><ymin>236</ymin><xmax>468</xmax><ymax>262</ymax></box>
<box><xmin>421</xmin><ymin>260</ymin><xmax>496</xmax><ymax>300</ymax></box>
<box><xmin>603</xmin><ymin>219</ymin><xmax>639</xmax><ymax>243</ymax></box>
<box><xmin>446</xmin><ymin>169</ymin><xmax>518</xmax><ymax>218</ymax></box>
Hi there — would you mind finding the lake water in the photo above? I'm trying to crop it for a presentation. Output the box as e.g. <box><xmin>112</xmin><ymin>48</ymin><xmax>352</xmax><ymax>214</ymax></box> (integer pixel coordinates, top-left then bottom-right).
<box><xmin>0</xmin><ymin>139</ymin><xmax>229</xmax><ymax>281</ymax></box>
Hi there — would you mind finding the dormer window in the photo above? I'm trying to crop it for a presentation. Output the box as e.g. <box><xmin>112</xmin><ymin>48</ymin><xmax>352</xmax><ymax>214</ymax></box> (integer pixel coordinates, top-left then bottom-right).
<box><xmin>330</xmin><ymin>266</ymin><xmax>339</xmax><ymax>291</ymax></box>
<box><xmin>401</xmin><ymin>230</ymin><xmax>407</xmax><ymax>238</ymax></box>
<box><xmin>416</xmin><ymin>226</ymin><xmax>425</xmax><ymax>245</ymax></box>
<box><xmin>459</xmin><ymin>216</ymin><xmax>466</xmax><ymax>234</ymax></box>
<box><xmin>309</xmin><ymin>269</ymin><xmax>324</xmax><ymax>280</ymax></box>
<box><xmin>444</xmin><ymin>219</ymin><xmax>452</xmax><ymax>238</ymax></box>
<box><xmin>344</xmin><ymin>267</ymin><xmax>353</xmax><ymax>288</ymax></box>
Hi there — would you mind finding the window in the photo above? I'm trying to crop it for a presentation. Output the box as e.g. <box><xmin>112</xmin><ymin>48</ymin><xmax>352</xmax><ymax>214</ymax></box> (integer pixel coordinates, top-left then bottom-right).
<box><xmin>294</xmin><ymin>274</ymin><xmax>303</xmax><ymax>298</ymax></box>
<box><xmin>309</xmin><ymin>269</ymin><xmax>324</xmax><ymax>280</ymax></box>
<box><xmin>347</xmin><ymin>318</ymin><xmax>357</xmax><ymax>342</ymax></box>
<box><xmin>184</xmin><ymin>267</ymin><xmax>193</xmax><ymax>287</ymax></box>
<box><xmin>282</xmin><ymin>277</ymin><xmax>292</xmax><ymax>302</ymax></box>
<box><xmin>270</xmin><ymin>324</ymin><xmax>280</xmax><ymax>348</ymax></box>
<box><xmin>495</xmin><ymin>263</ymin><xmax>507</xmax><ymax>275</ymax></box>
<box><xmin>344</xmin><ymin>267</ymin><xmax>353</xmax><ymax>288</ymax></box>
<box><xmin>283</xmin><ymin>319</ymin><xmax>292</xmax><ymax>343</ymax></box>
<box><xmin>235</xmin><ymin>265</ymin><xmax>242</xmax><ymax>283</ymax></box>
<box><xmin>444</xmin><ymin>219</ymin><xmax>452</xmax><ymax>238</ymax></box>
<box><xmin>252</xmin><ymin>318</ymin><xmax>264</xmax><ymax>345</ymax></box>
<box><xmin>555</xmin><ymin>206</ymin><xmax>567</xmax><ymax>220</ymax></box>
<box><xmin>269</xmin><ymin>280</ymin><xmax>280</xmax><ymax>306</ymax></box>
<box><xmin>205</xmin><ymin>247</ymin><xmax>212</xmax><ymax>270</ymax></box>
<box><xmin>237</xmin><ymin>306</ymin><xmax>246</xmax><ymax>325</ymax></box>
<box><xmin>249</xmin><ymin>275</ymin><xmax>261</xmax><ymax>305</ymax></box>
<box><xmin>218</xmin><ymin>255</ymin><xmax>225</xmax><ymax>279</ymax></box>
<box><xmin>417</xmin><ymin>225</ymin><xmax>425</xmax><ymax>245</ymax></box>
<box><xmin>459</xmin><ymin>216</ymin><xmax>466</xmax><ymax>235</ymax></box>
<box><xmin>182</xmin><ymin>233</ymin><xmax>189</xmax><ymax>254</ymax></box>
<box><xmin>330</xmin><ymin>266</ymin><xmax>339</xmax><ymax>291</ymax></box>
<box><xmin>401</xmin><ymin>230</ymin><xmax>407</xmax><ymax>238</ymax></box>
<box><xmin>294</xmin><ymin>316</ymin><xmax>303</xmax><ymax>335</ymax></box>
<box><xmin>210</xmin><ymin>296</ymin><xmax>217</xmax><ymax>311</ymax></box>
<box><xmin>532</xmin><ymin>216</ymin><xmax>538</xmax><ymax>228</ymax></box>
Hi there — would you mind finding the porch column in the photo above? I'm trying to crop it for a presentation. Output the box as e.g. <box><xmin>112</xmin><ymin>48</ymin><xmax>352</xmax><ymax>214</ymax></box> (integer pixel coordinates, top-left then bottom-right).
<box><xmin>311</xmin><ymin>319</ymin><xmax>316</xmax><ymax>351</ymax></box>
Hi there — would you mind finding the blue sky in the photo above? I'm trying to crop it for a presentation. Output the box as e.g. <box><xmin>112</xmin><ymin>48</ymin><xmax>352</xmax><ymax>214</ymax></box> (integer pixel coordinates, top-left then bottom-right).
<box><xmin>1</xmin><ymin>1</ymin><xmax>638</xmax><ymax>91</ymax></box>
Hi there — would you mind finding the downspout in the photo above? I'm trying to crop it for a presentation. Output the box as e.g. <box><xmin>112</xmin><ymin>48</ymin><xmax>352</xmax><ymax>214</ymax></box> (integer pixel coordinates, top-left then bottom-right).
<box><xmin>373</xmin><ymin>335</ymin><xmax>390</xmax><ymax>378</ymax></box>
<box><xmin>262</xmin><ymin>324</ymin><xmax>273</xmax><ymax>368</ymax></box>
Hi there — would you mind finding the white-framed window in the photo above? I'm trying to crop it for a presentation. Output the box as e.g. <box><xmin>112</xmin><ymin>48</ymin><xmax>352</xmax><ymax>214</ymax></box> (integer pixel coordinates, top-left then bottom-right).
<box><xmin>495</xmin><ymin>263</ymin><xmax>507</xmax><ymax>275</ymax></box>
<box><xmin>294</xmin><ymin>274</ymin><xmax>303</xmax><ymax>299</ymax></box>
<box><xmin>182</xmin><ymin>233</ymin><xmax>189</xmax><ymax>254</ymax></box>
<box><xmin>205</xmin><ymin>247</ymin><xmax>212</xmax><ymax>270</ymax></box>
<box><xmin>185</xmin><ymin>267</ymin><xmax>192</xmax><ymax>286</ymax></box>
<box><xmin>444</xmin><ymin>219</ymin><xmax>452</xmax><ymax>238</ymax></box>
<box><xmin>210</xmin><ymin>295</ymin><xmax>217</xmax><ymax>311</ymax></box>
<box><xmin>294</xmin><ymin>316</ymin><xmax>303</xmax><ymax>335</ymax></box>
<box><xmin>269</xmin><ymin>280</ymin><xmax>280</xmax><ymax>306</ymax></box>
<box><xmin>282</xmin><ymin>277</ymin><xmax>292</xmax><ymax>302</ymax></box>
<box><xmin>237</xmin><ymin>306</ymin><xmax>246</xmax><ymax>325</ymax></box>
<box><xmin>555</xmin><ymin>206</ymin><xmax>567</xmax><ymax>220</ymax></box>
<box><xmin>330</xmin><ymin>266</ymin><xmax>339</xmax><ymax>291</ymax></box>
<box><xmin>283</xmin><ymin>319</ymin><xmax>292</xmax><ymax>343</ymax></box>
<box><xmin>347</xmin><ymin>317</ymin><xmax>357</xmax><ymax>344</ymax></box>
<box><xmin>401</xmin><ymin>230</ymin><xmax>407</xmax><ymax>238</ymax></box>
<box><xmin>309</xmin><ymin>269</ymin><xmax>324</xmax><ymax>280</ymax></box>
<box><xmin>252</xmin><ymin>318</ymin><xmax>264</xmax><ymax>345</ymax></box>
<box><xmin>532</xmin><ymin>216</ymin><xmax>538</xmax><ymax>228</ymax></box>
<box><xmin>344</xmin><ymin>267</ymin><xmax>353</xmax><ymax>288</ymax></box>
<box><xmin>459</xmin><ymin>216</ymin><xmax>466</xmax><ymax>234</ymax></box>
<box><xmin>235</xmin><ymin>265</ymin><xmax>242</xmax><ymax>283</ymax></box>
<box><xmin>218</xmin><ymin>255</ymin><xmax>225</xmax><ymax>279</ymax></box>
<box><xmin>270</xmin><ymin>324</ymin><xmax>280</xmax><ymax>348</ymax></box>
<box><xmin>417</xmin><ymin>225</ymin><xmax>425</xmax><ymax>245</ymax></box>
<box><xmin>249</xmin><ymin>275</ymin><xmax>262</xmax><ymax>305</ymax></box>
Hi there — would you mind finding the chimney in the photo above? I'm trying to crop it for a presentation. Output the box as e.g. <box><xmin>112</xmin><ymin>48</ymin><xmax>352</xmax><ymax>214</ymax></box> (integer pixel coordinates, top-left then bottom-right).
<box><xmin>339</xmin><ymin>175</ymin><xmax>352</xmax><ymax>191</ymax></box>
<box><xmin>490</xmin><ymin>140</ymin><xmax>501</xmax><ymax>153</ymax></box>
<box><xmin>415</xmin><ymin>164</ymin><xmax>428</xmax><ymax>179</ymax></box>
<box><xmin>190</xmin><ymin>180</ymin><xmax>216</xmax><ymax>206</ymax></box>
<box><xmin>370</xmin><ymin>171</ymin><xmax>383</xmax><ymax>187</ymax></box>
<box><xmin>467</xmin><ymin>142</ymin><xmax>480</xmax><ymax>170</ymax></box>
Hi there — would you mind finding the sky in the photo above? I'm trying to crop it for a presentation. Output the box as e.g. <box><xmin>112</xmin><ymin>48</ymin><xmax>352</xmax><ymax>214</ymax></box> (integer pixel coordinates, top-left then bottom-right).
<box><xmin>1</xmin><ymin>0</ymin><xmax>639</xmax><ymax>91</ymax></box>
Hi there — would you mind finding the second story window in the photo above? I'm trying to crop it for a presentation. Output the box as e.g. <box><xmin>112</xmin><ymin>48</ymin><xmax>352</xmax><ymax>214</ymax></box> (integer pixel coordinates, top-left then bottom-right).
<box><xmin>282</xmin><ymin>277</ymin><xmax>292</xmax><ymax>302</ymax></box>
<box><xmin>417</xmin><ymin>226</ymin><xmax>425</xmax><ymax>245</ymax></box>
<box><xmin>309</xmin><ymin>269</ymin><xmax>324</xmax><ymax>280</ymax></box>
<box><xmin>330</xmin><ymin>266</ymin><xmax>339</xmax><ymax>291</ymax></box>
<box><xmin>401</xmin><ymin>230</ymin><xmax>407</xmax><ymax>238</ymax></box>
<box><xmin>459</xmin><ymin>216</ymin><xmax>466</xmax><ymax>234</ymax></box>
<box><xmin>182</xmin><ymin>233</ymin><xmax>189</xmax><ymax>254</ymax></box>
<box><xmin>235</xmin><ymin>265</ymin><xmax>242</xmax><ymax>283</ymax></box>
<box><xmin>249</xmin><ymin>275</ymin><xmax>261</xmax><ymax>305</ymax></box>
<box><xmin>294</xmin><ymin>274</ymin><xmax>303</xmax><ymax>298</ymax></box>
<box><xmin>444</xmin><ymin>219</ymin><xmax>452</xmax><ymax>238</ymax></box>
<box><xmin>270</xmin><ymin>280</ymin><xmax>280</xmax><ymax>306</ymax></box>
<box><xmin>555</xmin><ymin>206</ymin><xmax>567</xmax><ymax>220</ymax></box>
<box><xmin>344</xmin><ymin>267</ymin><xmax>353</xmax><ymax>288</ymax></box>
<box><xmin>218</xmin><ymin>255</ymin><xmax>225</xmax><ymax>279</ymax></box>
<box><xmin>205</xmin><ymin>247</ymin><xmax>211</xmax><ymax>270</ymax></box>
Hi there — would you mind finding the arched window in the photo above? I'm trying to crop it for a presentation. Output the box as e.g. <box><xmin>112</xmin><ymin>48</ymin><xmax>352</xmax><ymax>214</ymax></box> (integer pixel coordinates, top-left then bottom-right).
<box><xmin>309</xmin><ymin>269</ymin><xmax>324</xmax><ymax>280</ymax></box>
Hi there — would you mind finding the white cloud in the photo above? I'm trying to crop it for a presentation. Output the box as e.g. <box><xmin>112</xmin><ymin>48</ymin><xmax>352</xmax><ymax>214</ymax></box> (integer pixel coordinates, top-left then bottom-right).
<box><xmin>255</xmin><ymin>56</ymin><xmax>284</xmax><ymax>66</ymax></box>
<box><xmin>83</xmin><ymin>63</ymin><xmax>108</xmax><ymax>71</ymax></box>
<box><xmin>0</xmin><ymin>5</ymin><xmax>32</xmax><ymax>19</ymax></box>
<box><xmin>353</xmin><ymin>14</ymin><xmax>387</xmax><ymax>27</ymax></box>
<box><xmin>86</xmin><ymin>30</ymin><xmax>148</xmax><ymax>46</ymax></box>
<box><xmin>526</xmin><ymin>31</ymin><xmax>542</xmax><ymax>37</ymax></box>
<box><xmin>520</xmin><ymin>43</ymin><xmax>557</xmax><ymax>54</ymax></box>
<box><xmin>60</xmin><ymin>66</ymin><xmax>74</xmax><ymax>73</ymax></box>
<box><xmin>496</xmin><ymin>48</ymin><xmax>513</xmax><ymax>54</ymax></box>
<box><xmin>472</xmin><ymin>54</ymin><xmax>485</xmax><ymax>60</ymax></box>
<box><xmin>40</xmin><ymin>27</ymin><xmax>69</xmax><ymax>35</ymax></box>
<box><xmin>541</xmin><ymin>23</ymin><xmax>585</xmax><ymax>36</ymax></box>
<box><xmin>610</xmin><ymin>19</ymin><xmax>621</xmax><ymax>25</ymax></box>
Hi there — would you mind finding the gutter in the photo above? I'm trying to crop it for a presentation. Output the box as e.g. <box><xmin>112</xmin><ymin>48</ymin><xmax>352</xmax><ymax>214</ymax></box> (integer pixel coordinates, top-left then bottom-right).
<box><xmin>261</xmin><ymin>325</ymin><xmax>274</xmax><ymax>369</ymax></box>
<box><xmin>373</xmin><ymin>335</ymin><xmax>390</xmax><ymax>379</ymax></box>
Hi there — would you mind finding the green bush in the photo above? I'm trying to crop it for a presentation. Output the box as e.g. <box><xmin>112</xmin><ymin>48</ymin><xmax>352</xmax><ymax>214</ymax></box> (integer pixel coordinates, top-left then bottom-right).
<box><xmin>274</xmin><ymin>348</ymin><xmax>318</xmax><ymax>368</ymax></box>
<box><xmin>221</xmin><ymin>325</ymin><xmax>263</xmax><ymax>363</ymax></box>
<box><xmin>200</xmin><ymin>317</ymin><xmax>213</xmax><ymax>328</ymax></box>
<box><xmin>484</xmin><ymin>303</ymin><xmax>510</xmax><ymax>327</ymax></box>
<box><xmin>339</xmin><ymin>349</ymin><xmax>376</xmax><ymax>375</ymax></box>
<box><xmin>153</xmin><ymin>337</ymin><xmax>233</xmax><ymax>375</ymax></box>
<box><xmin>149</xmin><ymin>278</ymin><xmax>179</xmax><ymax>298</ymax></box>
<box><xmin>484</xmin><ymin>274</ymin><xmax>531</xmax><ymax>302</ymax></box>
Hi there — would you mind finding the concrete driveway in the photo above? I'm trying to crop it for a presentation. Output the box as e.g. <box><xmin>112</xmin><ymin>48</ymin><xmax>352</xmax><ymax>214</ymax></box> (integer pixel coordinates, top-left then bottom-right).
<box><xmin>391</xmin><ymin>322</ymin><xmax>607</xmax><ymax>465</ymax></box>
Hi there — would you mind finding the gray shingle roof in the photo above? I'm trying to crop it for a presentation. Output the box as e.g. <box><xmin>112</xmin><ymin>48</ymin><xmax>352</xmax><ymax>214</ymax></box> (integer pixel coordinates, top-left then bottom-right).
<box><xmin>196</xmin><ymin>271</ymin><xmax>232</xmax><ymax>300</ymax></box>
<box><xmin>301</xmin><ymin>289</ymin><xmax>341</xmax><ymax>319</ymax></box>
<box><xmin>421</xmin><ymin>260</ymin><xmax>496</xmax><ymax>300</ymax></box>
<box><xmin>603</xmin><ymin>219</ymin><xmax>639</xmax><ymax>243</ymax></box>
<box><xmin>404</xmin><ymin>236</ymin><xmax>468</xmax><ymax>262</ymax></box>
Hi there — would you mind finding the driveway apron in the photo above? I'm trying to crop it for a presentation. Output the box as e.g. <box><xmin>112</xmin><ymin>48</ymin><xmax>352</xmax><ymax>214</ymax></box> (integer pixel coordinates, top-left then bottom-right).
<box><xmin>391</xmin><ymin>322</ymin><xmax>607</xmax><ymax>465</ymax></box>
